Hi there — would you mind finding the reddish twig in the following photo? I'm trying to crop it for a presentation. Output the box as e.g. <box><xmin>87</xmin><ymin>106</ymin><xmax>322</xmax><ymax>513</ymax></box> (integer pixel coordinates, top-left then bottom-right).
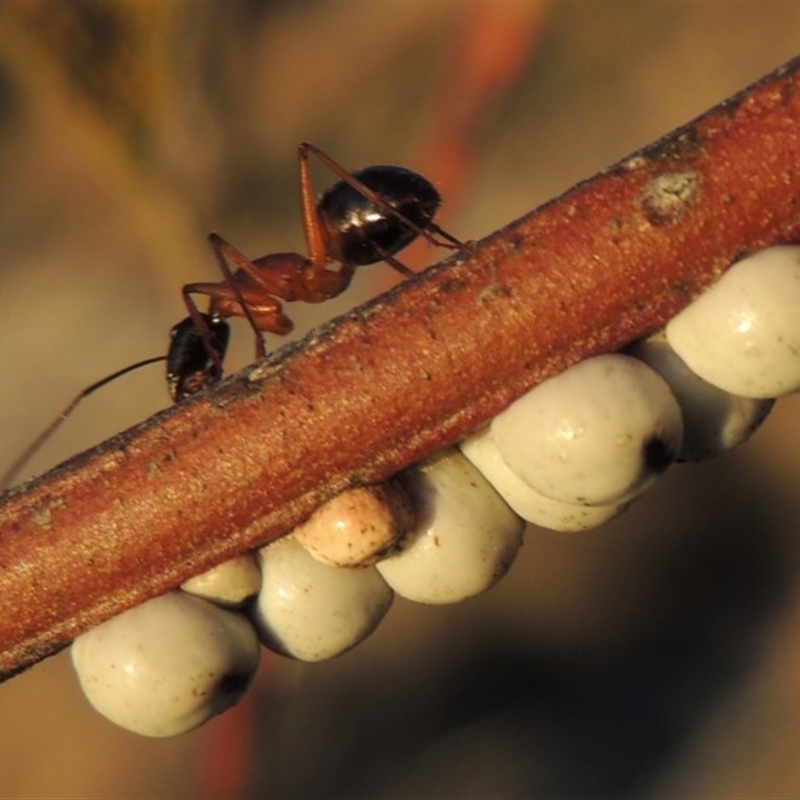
<box><xmin>1</xmin><ymin>56</ymin><xmax>800</xmax><ymax>682</ymax></box>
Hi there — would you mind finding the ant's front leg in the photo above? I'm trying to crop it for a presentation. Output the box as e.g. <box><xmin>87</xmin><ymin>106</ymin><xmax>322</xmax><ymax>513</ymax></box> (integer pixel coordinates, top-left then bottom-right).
<box><xmin>183</xmin><ymin>279</ymin><xmax>294</xmax><ymax>361</ymax></box>
<box><xmin>206</xmin><ymin>233</ymin><xmax>312</xmax><ymax>359</ymax></box>
<box><xmin>207</xmin><ymin>233</ymin><xmax>273</xmax><ymax>359</ymax></box>
<box><xmin>180</xmin><ymin>287</ymin><xmax>233</xmax><ymax>370</ymax></box>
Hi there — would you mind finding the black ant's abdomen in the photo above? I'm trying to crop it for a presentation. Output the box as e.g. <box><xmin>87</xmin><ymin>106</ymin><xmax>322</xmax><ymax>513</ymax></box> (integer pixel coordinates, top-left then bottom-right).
<box><xmin>317</xmin><ymin>166</ymin><xmax>441</xmax><ymax>266</ymax></box>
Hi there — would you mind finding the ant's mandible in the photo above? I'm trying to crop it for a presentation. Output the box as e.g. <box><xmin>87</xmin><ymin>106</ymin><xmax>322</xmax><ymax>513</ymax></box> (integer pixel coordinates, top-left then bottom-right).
<box><xmin>168</xmin><ymin>142</ymin><xmax>461</xmax><ymax>401</ymax></box>
<box><xmin>1</xmin><ymin>144</ymin><xmax>461</xmax><ymax>489</ymax></box>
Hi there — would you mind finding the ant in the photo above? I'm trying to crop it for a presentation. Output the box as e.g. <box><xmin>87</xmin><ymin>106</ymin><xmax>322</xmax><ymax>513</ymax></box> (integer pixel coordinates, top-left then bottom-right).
<box><xmin>1</xmin><ymin>143</ymin><xmax>461</xmax><ymax>488</ymax></box>
<box><xmin>168</xmin><ymin>142</ymin><xmax>460</xmax><ymax>400</ymax></box>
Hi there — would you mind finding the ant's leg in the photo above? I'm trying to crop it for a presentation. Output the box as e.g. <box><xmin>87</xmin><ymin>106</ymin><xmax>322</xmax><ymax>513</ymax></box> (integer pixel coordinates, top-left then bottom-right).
<box><xmin>181</xmin><ymin>286</ymin><xmax>235</xmax><ymax>367</ymax></box>
<box><xmin>299</xmin><ymin>142</ymin><xmax>462</xmax><ymax>252</ymax></box>
<box><xmin>295</xmin><ymin>146</ymin><xmax>362</xmax><ymax>299</ymax></box>
<box><xmin>186</xmin><ymin>280</ymin><xmax>293</xmax><ymax>336</ymax></box>
<box><xmin>298</xmin><ymin>261</ymin><xmax>356</xmax><ymax>301</ymax></box>
<box><xmin>297</xmin><ymin>144</ymin><xmax>329</xmax><ymax>268</ymax></box>
<box><xmin>425</xmin><ymin>221</ymin><xmax>463</xmax><ymax>248</ymax></box>
<box><xmin>208</xmin><ymin>233</ymin><xmax>269</xmax><ymax>360</ymax></box>
<box><xmin>378</xmin><ymin>252</ymin><xmax>417</xmax><ymax>279</ymax></box>
<box><xmin>211</xmin><ymin>232</ymin><xmax>349</xmax><ymax>308</ymax></box>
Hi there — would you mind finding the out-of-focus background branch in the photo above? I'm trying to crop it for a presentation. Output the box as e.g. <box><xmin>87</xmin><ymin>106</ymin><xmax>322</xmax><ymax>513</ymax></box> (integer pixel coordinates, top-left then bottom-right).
<box><xmin>2</xmin><ymin>3</ymin><xmax>800</xmax><ymax>798</ymax></box>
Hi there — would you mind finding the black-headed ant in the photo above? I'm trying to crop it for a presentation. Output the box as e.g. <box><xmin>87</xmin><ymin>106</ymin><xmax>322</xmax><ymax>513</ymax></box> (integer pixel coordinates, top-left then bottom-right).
<box><xmin>1</xmin><ymin>143</ymin><xmax>461</xmax><ymax>488</ymax></box>
<box><xmin>169</xmin><ymin>143</ymin><xmax>460</xmax><ymax>400</ymax></box>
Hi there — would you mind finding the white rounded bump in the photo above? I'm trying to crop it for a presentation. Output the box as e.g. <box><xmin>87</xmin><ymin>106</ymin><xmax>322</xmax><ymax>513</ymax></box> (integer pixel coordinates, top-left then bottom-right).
<box><xmin>253</xmin><ymin>535</ymin><xmax>393</xmax><ymax>662</ymax></box>
<box><xmin>460</xmin><ymin>428</ymin><xmax>627</xmax><ymax>531</ymax></box>
<box><xmin>376</xmin><ymin>449</ymin><xmax>524</xmax><ymax>604</ymax></box>
<box><xmin>181</xmin><ymin>553</ymin><xmax>261</xmax><ymax>607</ymax></box>
<box><xmin>630</xmin><ymin>331</ymin><xmax>774</xmax><ymax>460</ymax></box>
<box><xmin>666</xmin><ymin>245</ymin><xmax>800</xmax><ymax>398</ymax></box>
<box><xmin>71</xmin><ymin>592</ymin><xmax>260</xmax><ymax>737</ymax></box>
<box><xmin>491</xmin><ymin>354</ymin><xmax>683</xmax><ymax>506</ymax></box>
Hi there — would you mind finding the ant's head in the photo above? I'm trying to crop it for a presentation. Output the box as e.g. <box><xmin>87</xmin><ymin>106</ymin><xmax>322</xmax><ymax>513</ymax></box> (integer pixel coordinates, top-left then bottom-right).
<box><xmin>167</xmin><ymin>315</ymin><xmax>231</xmax><ymax>402</ymax></box>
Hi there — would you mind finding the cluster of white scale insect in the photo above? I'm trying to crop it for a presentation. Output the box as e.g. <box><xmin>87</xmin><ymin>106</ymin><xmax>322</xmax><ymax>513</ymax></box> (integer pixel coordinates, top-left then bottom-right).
<box><xmin>71</xmin><ymin>245</ymin><xmax>800</xmax><ymax>736</ymax></box>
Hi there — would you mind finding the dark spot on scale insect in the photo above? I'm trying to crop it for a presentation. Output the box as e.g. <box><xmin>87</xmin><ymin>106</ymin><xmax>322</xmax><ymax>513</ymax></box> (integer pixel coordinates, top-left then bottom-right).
<box><xmin>643</xmin><ymin>435</ymin><xmax>677</xmax><ymax>475</ymax></box>
<box><xmin>217</xmin><ymin>671</ymin><xmax>251</xmax><ymax>697</ymax></box>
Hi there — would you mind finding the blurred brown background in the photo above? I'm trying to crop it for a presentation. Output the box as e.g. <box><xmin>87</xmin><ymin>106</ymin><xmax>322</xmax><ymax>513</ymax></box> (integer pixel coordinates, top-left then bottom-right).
<box><xmin>3</xmin><ymin>2</ymin><xmax>800</xmax><ymax>798</ymax></box>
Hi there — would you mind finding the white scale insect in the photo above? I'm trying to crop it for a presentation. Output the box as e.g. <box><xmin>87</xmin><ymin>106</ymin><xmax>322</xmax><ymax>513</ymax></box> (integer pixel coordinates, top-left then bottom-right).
<box><xmin>73</xmin><ymin>244</ymin><xmax>800</xmax><ymax>736</ymax></box>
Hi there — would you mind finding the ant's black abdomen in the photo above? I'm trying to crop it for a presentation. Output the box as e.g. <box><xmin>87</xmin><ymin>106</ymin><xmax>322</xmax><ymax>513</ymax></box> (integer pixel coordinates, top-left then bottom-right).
<box><xmin>317</xmin><ymin>166</ymin><xmax>441</xmax><ymax>266</ymax></box>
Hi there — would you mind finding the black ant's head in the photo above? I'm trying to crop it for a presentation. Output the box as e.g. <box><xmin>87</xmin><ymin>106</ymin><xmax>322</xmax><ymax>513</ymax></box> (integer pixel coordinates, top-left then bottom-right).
<box><xmin>167</xmin><ymin>315</ymin><xmax>231</xmax><ymax>402</ymax></box>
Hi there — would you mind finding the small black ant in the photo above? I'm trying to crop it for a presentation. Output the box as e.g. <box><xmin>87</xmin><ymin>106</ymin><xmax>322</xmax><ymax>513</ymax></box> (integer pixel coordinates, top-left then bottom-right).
<box><xmin>1</xmin><ymin>143</ymin><xmax>461</xmax><ymax>488</ymax></box>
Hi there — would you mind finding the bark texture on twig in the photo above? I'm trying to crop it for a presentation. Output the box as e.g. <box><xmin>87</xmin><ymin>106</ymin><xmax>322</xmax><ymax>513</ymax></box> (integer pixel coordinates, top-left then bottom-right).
<box><xmin>2</xmin><ymin>56</ymin><xmax>800</xmax><ymax>681</ymax></box>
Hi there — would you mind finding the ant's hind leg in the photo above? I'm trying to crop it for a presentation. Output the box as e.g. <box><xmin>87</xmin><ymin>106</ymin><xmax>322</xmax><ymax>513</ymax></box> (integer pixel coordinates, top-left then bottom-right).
<box><xmin>379</xmin><ymin>251</ymin><xmax>417</xmax><ymax>280</ymax></box>
<box><xmin>297</xmin><ymin>144</ymin><xmax>330</xmax><ymax>268</ymax></box>
<box><xmin>426</xmin><ymin>221</ymin><xmax>463</xmax><ymax>249</ymax></box>
<box><xmin>299</xmin><ymin>142</ymin><xmax>462</xmax><ymax>253</ymax></box>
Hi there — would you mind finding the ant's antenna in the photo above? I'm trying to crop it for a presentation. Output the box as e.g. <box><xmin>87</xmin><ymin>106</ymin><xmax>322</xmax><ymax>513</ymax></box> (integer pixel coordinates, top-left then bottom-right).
<box><xmin>0</xmin><ymin>355</ymin><xmax>166</xmax><ymax>491</ymax></box>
